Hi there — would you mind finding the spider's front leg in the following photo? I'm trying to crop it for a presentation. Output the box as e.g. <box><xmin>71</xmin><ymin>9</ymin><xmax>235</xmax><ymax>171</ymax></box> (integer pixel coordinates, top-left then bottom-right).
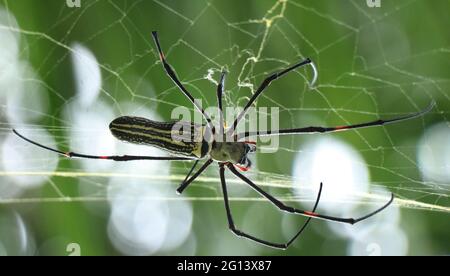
<box><xmin>151</xmin><ymin>31</ymin><xmax>214</xmax><ymax>130</ymax></box>
<box><xmin>217</xmin><ymin>70</ymin><xmax>227</xmax><ymax>136</ymax></box>
<box><xmin>228</xmin><ymin>58</ymin><xmax>313</xmax><ymax>134</ymax></box>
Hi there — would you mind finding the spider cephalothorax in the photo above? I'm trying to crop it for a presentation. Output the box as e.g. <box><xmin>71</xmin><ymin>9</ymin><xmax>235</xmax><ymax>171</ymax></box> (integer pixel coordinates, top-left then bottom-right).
<box><xmin>209</xmin><ymin>140</ymin><xmax>257</xmax><ymax>171</ymax></box>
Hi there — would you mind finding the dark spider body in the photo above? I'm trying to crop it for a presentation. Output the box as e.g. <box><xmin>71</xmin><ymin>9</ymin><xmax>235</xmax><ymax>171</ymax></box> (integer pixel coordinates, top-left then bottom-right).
<box><xmin>109</xmin><ymin>115</ymin><xmax>255</xmax><ymax>170</ymax></box>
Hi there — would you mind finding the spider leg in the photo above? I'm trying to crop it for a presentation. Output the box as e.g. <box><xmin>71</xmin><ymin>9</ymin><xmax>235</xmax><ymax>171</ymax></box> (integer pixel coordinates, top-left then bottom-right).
<box><xmin>176</xmin><ymin>159</ymin><xmax>213</xmax><ymax>194</ymax></box>
<box><xmin>284</xmin><ymin>182</ymin><xmax>322</xmax><ymax>248</ymax></box>
<box><xmin>13</xmin><ymin>129</ymin><xmax>195</xmax><ymax>162</ymax></box>
<box><xmin>237</xmin><ymin>101</ymin><xmax>435</xmax><ymax>139</ymax></box>
<box><xmin>181</xmin><ymin>159</ymin><xmax>199</xmax><ymax>184</ymax></box>
<box><xmin>151</xmin><ymin>31</ymin><xmax>213</xmax><ymax>130</ymax></box>
<box><xmin>219</xmin><ymin>164</ymin><xmax>286</xmax><ymax>249</ymax></box>
<box><xmin>228</xmin><ymin>58</ymin><xmax>312</xmax><ymax>135</ymax></box>
<box><xmin>219</xmin><ymin>163</ymin><xmax>321</xmax><ymax>249</ymax></box>
<box><xmin>217</xmin><ymin>70</ymin><xmax>227</xmax><ymax>137</ymax></box>
<box><xmin>227</xmin><ymin>164</ymin><xmax>393</xmax><ymax>225</ymax></box>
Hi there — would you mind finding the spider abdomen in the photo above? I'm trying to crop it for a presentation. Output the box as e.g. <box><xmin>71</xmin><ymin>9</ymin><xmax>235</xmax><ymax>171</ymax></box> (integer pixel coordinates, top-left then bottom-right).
<box><xmin>109</xmin><ymin>116</ymin><xmax>209</xmax><ymax>158</ymax></box>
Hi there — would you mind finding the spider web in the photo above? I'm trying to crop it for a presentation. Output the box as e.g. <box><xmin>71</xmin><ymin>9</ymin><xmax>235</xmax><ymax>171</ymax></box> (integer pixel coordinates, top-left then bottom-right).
<box><xmin>0</xmin><ymin>0</ymin><xmax>449</xmax><ymax>255</ymax></box>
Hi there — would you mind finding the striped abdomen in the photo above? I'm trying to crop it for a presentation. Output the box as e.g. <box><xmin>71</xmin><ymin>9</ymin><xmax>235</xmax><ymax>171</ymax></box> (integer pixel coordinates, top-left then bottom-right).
<box><xmin>109</xmin><ymin>116</ymin><xmax>209</xmax><ymax>158</ymax></box>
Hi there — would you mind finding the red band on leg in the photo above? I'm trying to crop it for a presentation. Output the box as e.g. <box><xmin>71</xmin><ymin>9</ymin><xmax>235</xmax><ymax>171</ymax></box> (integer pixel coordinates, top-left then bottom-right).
<box><xmin>304</xmin><ymin>211</ymin><xmax>317</xmax><ymax>217</ymax></box>
<box><xmin>235</xmin><ymin>164</ymin><xmax>250</xmax><ymax>172</ymax></box>
<box><xmin>244</xmin><ymin>141</ymin><xmax>257</xmax><ymax>145</ymax></box>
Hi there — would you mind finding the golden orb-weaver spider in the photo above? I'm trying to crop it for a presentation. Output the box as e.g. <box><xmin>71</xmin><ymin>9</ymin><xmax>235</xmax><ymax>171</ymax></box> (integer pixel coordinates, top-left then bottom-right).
<box><xmin>13</xmin><ymin>31</ymin><xmax>434</xmax><ymax>249</ymax></box>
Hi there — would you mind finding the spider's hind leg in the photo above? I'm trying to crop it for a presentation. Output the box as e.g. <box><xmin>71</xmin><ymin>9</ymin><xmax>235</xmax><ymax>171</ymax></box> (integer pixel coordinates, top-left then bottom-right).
<box><xmin>227</xmin><ymin>163</ymin><xmax>394</xmax><ymax>225</ymax></box>
<box><xmin>218</xmin><ymin>163</ymin><xmax>322</xmax><ymax>249</ymax></box>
